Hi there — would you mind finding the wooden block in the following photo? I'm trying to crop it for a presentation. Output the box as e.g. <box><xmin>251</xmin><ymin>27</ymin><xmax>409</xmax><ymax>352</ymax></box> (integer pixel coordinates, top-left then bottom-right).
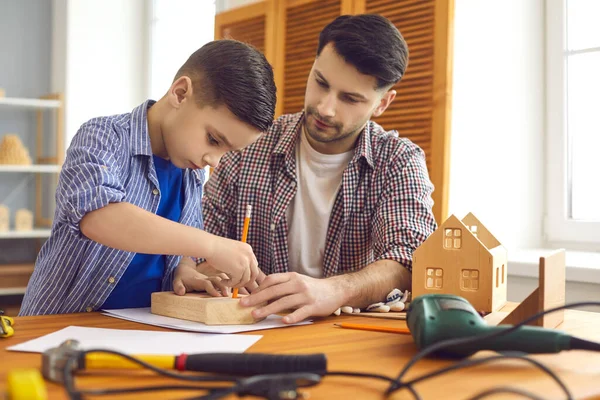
<box><xmin>0</xmin><ymin>205</ymin><xmax>8</xmax><ymax>232</ymax></box>
<box><xmin>0</xmin><ymin>88</ymin><xmax>4</xmax><ymax>98</ymax></box>
<box><xmin>151</xmin><ymin>291</ymin><xmax>266</xmax><ymax>325</ymax></box>
<box><xmin>15</xmin><ymin>209</ymin><xmax>33</xmax><ymax>231</ymax></box>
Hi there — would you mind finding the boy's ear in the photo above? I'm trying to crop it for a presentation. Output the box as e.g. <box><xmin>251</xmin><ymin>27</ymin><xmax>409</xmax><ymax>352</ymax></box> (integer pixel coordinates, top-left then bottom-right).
<box><xmin>169</xmin><ymin>76</ymin><xmax>193</xmax><ymax>108</ymax></box>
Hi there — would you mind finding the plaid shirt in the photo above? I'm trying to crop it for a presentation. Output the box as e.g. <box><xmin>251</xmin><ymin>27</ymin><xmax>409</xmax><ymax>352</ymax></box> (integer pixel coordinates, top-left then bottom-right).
<box><xmin>203</xmin><ymin>112</ymin><xmax>437</xmax><ymax>277</ymax></box>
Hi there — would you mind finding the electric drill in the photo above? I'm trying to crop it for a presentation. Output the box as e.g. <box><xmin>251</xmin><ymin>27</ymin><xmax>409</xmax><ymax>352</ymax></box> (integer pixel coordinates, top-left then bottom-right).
<box><xmin>406</xmin><ymin>294</ymin><xmax>600</xmax><ymax>358</ymax></box>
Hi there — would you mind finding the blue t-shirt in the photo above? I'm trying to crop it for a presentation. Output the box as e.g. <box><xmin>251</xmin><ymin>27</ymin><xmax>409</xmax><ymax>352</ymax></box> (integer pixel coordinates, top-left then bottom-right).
<box><xmin>101</xmin><ymin>155</ymin><xmax>184</xmax><ymax>309</ymax></box>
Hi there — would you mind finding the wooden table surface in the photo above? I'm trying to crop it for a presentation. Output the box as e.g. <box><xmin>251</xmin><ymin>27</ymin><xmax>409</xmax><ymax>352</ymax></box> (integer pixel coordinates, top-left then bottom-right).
<box><xmin>2</xmin><ymin>305</ymin><xmax>600</xmax><ymax>399</ymax></box>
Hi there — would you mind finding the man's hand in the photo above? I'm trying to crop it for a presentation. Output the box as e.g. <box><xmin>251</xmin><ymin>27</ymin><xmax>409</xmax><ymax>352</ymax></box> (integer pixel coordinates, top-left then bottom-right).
<box><xmin>239</xmin><ymin>272</ymin><xmax>346</xmax><ymax>324</ymax></box>
<box><xmin>173</xmin><ymin>257</ymin><xmax>230</xmax><ymax>297</ymax></box>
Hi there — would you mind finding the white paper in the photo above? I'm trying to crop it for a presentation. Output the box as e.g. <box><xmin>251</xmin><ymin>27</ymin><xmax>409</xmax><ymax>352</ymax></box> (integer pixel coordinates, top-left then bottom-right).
<box><xmin>7</xmin><ymin>326</ymin><xmax>262</xmax><ymax>355</ymax></box>
<box><xmin>101</xmin><ymin>307</ymin><xmax>311</xmax><ymax>334</ymax></box>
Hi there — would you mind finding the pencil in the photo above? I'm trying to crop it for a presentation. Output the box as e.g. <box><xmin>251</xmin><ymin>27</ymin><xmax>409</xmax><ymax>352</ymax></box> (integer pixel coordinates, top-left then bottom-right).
<box><xmin>233</xmin><ymin>204</ymin><xmax>252</xmax><ymax>299</ymax></box>
<box><xmin>334</xmin><ymin>323</ymin><xmax>411</xmax><ymax>335</ymax></box>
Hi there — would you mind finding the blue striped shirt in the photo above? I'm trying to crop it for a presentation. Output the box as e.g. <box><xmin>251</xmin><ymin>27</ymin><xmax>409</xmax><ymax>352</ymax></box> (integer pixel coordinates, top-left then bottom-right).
<box><xmin>19</xmin><ymin>100</ymin><xmax>205</xmax><ymax>316</ymax></box>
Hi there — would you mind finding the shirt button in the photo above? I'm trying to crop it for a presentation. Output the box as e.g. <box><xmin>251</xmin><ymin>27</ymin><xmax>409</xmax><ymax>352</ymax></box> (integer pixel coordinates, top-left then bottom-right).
<box><xmin>86</xmin><ymin>307</ymin><xmax>93</xmax><ymax>312</ymax></box>
<box><xmin>101</xmin><ymin>165</ymin><xmax>108</xmax><ymax>170</ymax></box>
<box><xmin>270</xmin><ymin>223</ymin><xmax>276</xmax><ymax>231</ymax></box>
<box><xmin>152</xmin><ymin>188</ymin><xmax>159</xmax><ymax>195</ymax></box>
<box><xmin>108</xmin><ymin>277</ymin><xmax>115</xmax><ymax>284</ymax></box>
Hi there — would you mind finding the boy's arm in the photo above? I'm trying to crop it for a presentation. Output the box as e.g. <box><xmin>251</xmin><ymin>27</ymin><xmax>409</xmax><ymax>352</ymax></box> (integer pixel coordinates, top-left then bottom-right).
<box><xmin>57</xmin><ymin>119</ymin><xmax>258</xmax><ymax>287</ymax></box>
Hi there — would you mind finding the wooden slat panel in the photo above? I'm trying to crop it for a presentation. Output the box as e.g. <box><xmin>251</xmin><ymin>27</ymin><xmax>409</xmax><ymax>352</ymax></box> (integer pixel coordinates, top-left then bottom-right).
<box><xmin>365</xmin><ymin>0</ymin><xmax>453</xmax><ymax>223</ymax></box>
<box><xmin>366</xmin><ymin>0</ymin><xmax>436</xmax><ymax>186</ymax></box>
<box><xmin>282</xmin><ymin>0</ymin><xmax>341</xmax><ymax>115</ymax></box>
<box><xmin>220</xmin><ymin>15</ymin><xmax>267</xmax><ymax>54</ymax></box>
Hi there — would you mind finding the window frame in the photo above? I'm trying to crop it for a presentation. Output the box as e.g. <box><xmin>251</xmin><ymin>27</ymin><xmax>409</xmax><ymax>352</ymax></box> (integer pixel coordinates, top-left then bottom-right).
<box><xmin>544</xmin><ymin>0</ymin><xmax>600</xmax><ymax>246</ymax></box>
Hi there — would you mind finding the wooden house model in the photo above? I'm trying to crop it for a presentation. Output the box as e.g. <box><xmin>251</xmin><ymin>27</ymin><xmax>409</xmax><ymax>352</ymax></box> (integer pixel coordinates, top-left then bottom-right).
<box><xmin>412</xmin><ymin>212</ymin><xmax>507</xmax><ymax>313</ymax></box>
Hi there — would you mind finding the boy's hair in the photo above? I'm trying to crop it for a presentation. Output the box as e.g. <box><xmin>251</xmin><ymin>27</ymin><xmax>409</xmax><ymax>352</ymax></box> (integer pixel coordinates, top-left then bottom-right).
<box><xmin>174</xmin><ymin>40</ymin><xmax>276</xmax><ymax>132</ymax></box>
<box><xmin>317</xmin><ymin>14</ymin><xmax>409</xmax><ymax>89</ymax></box>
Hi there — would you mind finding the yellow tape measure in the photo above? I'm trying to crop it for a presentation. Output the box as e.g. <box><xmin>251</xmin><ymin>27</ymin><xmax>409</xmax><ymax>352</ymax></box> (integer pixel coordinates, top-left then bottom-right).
<box><xmin>0</xmin><ymin>312</ymin><xmax>14</xmax><ymax>338</ymax></box>
<box><xmin>6</xmin><ymin>369</ymin><xmax>47</xmax><ymax>400</ymax></box>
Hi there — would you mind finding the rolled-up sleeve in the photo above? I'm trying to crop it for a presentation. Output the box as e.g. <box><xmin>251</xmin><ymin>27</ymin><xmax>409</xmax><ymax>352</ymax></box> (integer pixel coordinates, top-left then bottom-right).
<box><xmin>372</xmin><ymin>147</ymin><xmax>437</xmax><ymax>271</ymax></box>
<box><xmin>55</xmin><ymin>118</ymin><xmax>126</xmax><ymax>237</ymax></box>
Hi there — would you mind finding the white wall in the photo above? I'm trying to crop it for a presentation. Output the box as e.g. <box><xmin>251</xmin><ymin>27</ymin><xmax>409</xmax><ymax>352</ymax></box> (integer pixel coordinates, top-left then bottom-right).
<box><xmin>52</xmin><ymin>0</ymin><xmax>148</xmax><ymax>146</ymax></box>
<box><xmin>448</xmin><ymin>0</ymin><xmax>545</xmax><ymax>252</ymax></box>
<box><xmin>216</xmin><ymin>0</ymin><xmax>260</xmax><ymax>13</ymax></box>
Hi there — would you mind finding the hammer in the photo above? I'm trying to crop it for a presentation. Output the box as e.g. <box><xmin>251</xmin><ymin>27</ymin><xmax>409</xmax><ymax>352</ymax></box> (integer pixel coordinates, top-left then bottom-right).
<box><xmin>42</xmin><ymin>340</ymin><xmax>327</xmax><ymax>383</ymax></box>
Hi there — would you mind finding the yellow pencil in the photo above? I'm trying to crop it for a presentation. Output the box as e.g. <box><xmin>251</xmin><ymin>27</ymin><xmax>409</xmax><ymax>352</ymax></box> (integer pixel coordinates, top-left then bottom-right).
<box><xmin>233</xmin><ymin>204</ymin><xmax>252</xmax><ymax>299</ymax></box>
<box><xmin>334</xmin><ymin>322</ymin><xmax>411</xmax><ymax>335</ymax></box>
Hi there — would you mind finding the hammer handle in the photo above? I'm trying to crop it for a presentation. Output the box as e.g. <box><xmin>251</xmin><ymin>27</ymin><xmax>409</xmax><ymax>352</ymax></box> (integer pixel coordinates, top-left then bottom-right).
<box><xmin>181</xmin><ymin>353</ymin><xmax>327</xmax><ymax>375</ymax></box>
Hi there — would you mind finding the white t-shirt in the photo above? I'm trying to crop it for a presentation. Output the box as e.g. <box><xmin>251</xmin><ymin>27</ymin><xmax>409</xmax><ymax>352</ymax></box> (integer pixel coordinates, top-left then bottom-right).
<box><xmin>286</xmin><ymin>127</ymin><xmax>354</xmax><ymax>277</ymax></box>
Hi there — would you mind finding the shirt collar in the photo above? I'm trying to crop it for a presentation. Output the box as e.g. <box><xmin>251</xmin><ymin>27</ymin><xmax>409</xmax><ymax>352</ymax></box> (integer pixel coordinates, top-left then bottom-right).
<box><xmin>130</xmin><ymin>99</ymin><xmax>156</xmax><ymax>157</ymax></box>
<box><xmin>272</xmin><ymin>111</ymin><xmax>375</xmax><ymax>169</ymax></box>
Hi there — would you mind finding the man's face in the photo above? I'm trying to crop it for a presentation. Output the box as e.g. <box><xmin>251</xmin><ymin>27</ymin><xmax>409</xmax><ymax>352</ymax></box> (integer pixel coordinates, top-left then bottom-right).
<box><xmin>162</xmin><ymin>93</ymin><xmax>262</xmax><ymax>170</ymax></box>
<box><xmin>303</xmin><ymin>43</ymin><xmax>396</xmax><ymax>154</ymax></box>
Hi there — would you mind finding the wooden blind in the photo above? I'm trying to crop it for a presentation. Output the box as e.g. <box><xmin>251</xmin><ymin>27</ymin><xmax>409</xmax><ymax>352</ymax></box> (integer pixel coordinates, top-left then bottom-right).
<box><xmin>362</xmin><ymin>0</ymin><xmax>453</xmax><ymax>223</ymax></box>
<box><xmin>219</xmin><ymin>16</ymin><xmax>266</xmax><ymax>54</ymax></box>
<box><xmin>366</xmin><ymin>0</ymin><xmax>435</xmax><ymax>169</ymax></box>
<box><xmin>282</xmin><ymin>0</ymin><xmax>343</xmax><ymax>115</ymax></box>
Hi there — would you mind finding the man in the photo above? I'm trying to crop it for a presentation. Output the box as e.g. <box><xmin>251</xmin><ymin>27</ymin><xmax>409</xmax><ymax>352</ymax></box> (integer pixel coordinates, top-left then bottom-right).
<box><xmin>202</xmin><ymin>14</ymin><xmax>437</xmax><ymax>323</ymax></box>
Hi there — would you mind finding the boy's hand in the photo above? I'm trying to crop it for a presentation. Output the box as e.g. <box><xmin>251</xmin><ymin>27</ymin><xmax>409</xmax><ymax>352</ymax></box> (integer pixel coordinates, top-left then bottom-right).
<box><xmin>205</xmin><ymin>237</ymin><xmax>260</xmax><ymax>288</ymax></box>
<box><xmin>173</xmin><ymin>257</ymin><xmax>230</xmax><ymax>297</ymax></box>
<box><xmin>197</xmin><ymin>261</ymin><xmax>267</xmax><ymax>294</ymax></box>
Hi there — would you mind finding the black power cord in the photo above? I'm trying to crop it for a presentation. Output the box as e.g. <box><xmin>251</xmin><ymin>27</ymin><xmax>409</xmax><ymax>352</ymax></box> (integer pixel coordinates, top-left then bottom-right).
<box><xmin>385</xmin><ymin>301</ymin><xmax>600</xmax><ymax>399</ymax></box>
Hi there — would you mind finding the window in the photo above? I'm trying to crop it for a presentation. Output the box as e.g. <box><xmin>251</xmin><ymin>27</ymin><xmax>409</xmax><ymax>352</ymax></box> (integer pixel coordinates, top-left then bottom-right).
<box><xmin>148</xmin><ymin>0</ymin><xmax>216</xmax><ymax>100</ymax></box>
<box><xmin>444</xmin><ymin>228</ymin><xmax>462</xmax><ymax>249</ymax></box>
<box><xmin>460</xmin><ymin>269</ymin><xmax>479</xmax><ymax>291</ymax></box>
<box><xmin>426</xmin><ymin>268</ymin><xmax>443</xmax><ymax>289</ymax></box>
<box><xmin>546</xmin><ymin>0</ymin><xmax>600</xmax><ymax>245</ymax></box>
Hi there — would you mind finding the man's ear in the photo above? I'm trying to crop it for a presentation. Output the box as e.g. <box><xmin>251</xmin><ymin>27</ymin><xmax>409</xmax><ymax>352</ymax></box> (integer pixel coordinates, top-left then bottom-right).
<box><xmin>168</xmin><ymin>76</ymin><xmax>193</xmax><ymax>108</ymax></box>
<box><xmin>372</xmin><ymin>89</ymin><xmax>397</xmax><ymax>118</ymax></box>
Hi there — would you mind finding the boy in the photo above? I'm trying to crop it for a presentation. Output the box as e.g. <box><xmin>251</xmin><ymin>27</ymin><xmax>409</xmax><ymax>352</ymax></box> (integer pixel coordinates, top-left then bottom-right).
<box><xmin>20</xmin><ymin>40</ymin><xmax>277</xmax><ymax>315</ymax></box>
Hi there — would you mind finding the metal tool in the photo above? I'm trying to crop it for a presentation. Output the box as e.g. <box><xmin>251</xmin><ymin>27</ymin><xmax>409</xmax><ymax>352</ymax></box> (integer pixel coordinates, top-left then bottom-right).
<box><xmin>41</xmin><ymin>340</ymin><xmax>327</xmax><ymax>383</ymax></box>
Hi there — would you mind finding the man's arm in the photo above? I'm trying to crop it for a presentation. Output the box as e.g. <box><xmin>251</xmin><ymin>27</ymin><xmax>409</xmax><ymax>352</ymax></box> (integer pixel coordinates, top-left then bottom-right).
<box><xmin>202</xmin><ymin>151</ymin><xmax>241</xmax><ymax>240</ymax></box>
<box><xmin>241</xmin><ymin>144</ymin><xmax>436</xmax><ymax>323</ymax></box>
<box><xmin>332</xmin><ymin>259</ymin><xmax>411</xmax><ymax>308</ymax></box>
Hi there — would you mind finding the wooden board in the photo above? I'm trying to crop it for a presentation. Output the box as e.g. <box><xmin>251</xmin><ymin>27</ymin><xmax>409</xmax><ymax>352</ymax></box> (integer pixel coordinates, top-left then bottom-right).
<box><xmin>499</xmin><ymin>249</ymin><xmax>565</xmax><ymax>328</ymax></box>
<box><xmin>151</xmin><ymin>292</ymin><xmax>265</xmax><ymax>325</ymax></box>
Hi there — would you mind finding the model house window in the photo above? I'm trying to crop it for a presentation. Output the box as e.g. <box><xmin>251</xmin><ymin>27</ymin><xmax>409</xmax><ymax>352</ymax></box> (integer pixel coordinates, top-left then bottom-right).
<box><xmin>460</xmin><ymin>269</ymin><xmax>479</xmax><ymax>291</ymax></box>
<box><xmin>546</xmin><ymin>0</ymin><xmax>600</xmax><ymax>246</ymax></box>
<box><xmin>444</xmin><ymin>228</ymin><xmax>462</xmax><ymax>249</ymax></box>
<box><xmin>426</xmin><ymin>268</ymin><xmax>443</xmax><ymax>289</ymax></box>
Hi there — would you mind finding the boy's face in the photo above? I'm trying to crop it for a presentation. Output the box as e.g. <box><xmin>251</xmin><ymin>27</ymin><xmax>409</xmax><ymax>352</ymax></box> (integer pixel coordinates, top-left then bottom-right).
<box><xmin>162</xmin><ymin>78</ymin><xmax>263</xmax><ymax>170</ymax></box>
<box><xmin>303</xmin><ymin>43</ymin><xmax>396</xmax><ymax>154</ymax></box>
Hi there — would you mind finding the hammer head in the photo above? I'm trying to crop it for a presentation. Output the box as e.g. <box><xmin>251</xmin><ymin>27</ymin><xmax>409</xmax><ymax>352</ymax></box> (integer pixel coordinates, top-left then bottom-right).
<box><xmin>41</xmin><ymin>339</ymin><xmax>82</xmax><ymax>383</ymax></box>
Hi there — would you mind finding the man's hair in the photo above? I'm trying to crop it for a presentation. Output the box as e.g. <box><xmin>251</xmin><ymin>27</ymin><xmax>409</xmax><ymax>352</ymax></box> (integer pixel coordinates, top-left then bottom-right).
<box><xmin>317</xmin><ymin>14</ymin><xmax>409</xmax><ymax>89</ymax></box>
<box><xmin>174</xmin><ymin>40</ymin><xmax>276</xmax><ymax>132</ymax></box>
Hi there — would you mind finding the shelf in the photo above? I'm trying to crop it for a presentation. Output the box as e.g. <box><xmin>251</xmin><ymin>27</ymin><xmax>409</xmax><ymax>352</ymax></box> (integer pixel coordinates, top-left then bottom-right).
<box><xmin>0</xmin><ymin>229</ymin><xmax>51</xmax><ymax>239</ymax></box>
<box><xmin>0</xmin><ymin>287</ymin><xmax>27</xmax><ymax>296</ymax></box>
<box><xmin>0</xmin><ymin>97</ymin><xmax>61</xmax><ymax>109</ymax></box>
<box><xmin>0</xmin><ymin>164</ymin><xmax>61</xmax><ymax>173</ymax></box>
<box><xmin>0</xmin><ymin>263</ymin><xmax>35</xmax><ymax>293</ymax></box>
